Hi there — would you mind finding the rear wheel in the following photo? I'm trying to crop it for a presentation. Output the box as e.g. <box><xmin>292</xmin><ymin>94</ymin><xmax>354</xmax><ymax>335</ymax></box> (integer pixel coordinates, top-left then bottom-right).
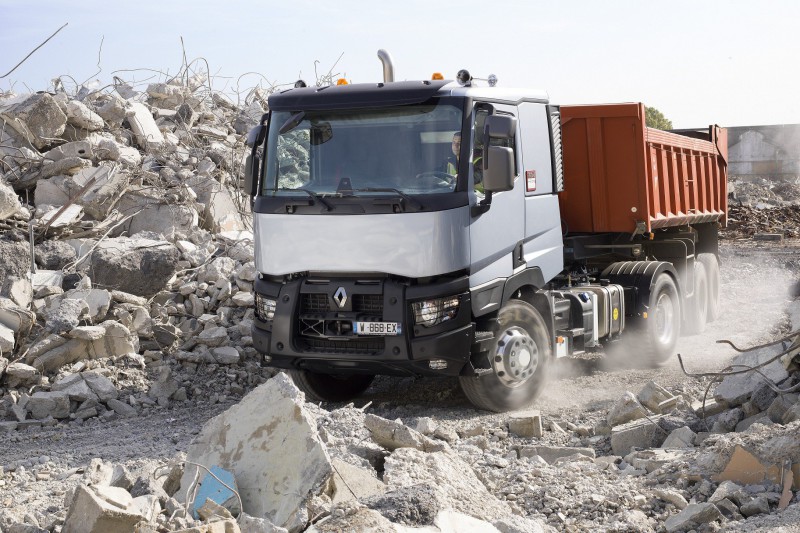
<box><xmin>684</xmin><ymin>261</ymin><xmax>708</xmax><ymax>335</ymax></box>
<box><xmin>698</xmin><ymin>253</ymin><xmax>720</xmax><ymax>322</ymax></box>
<box><xmin>641</xmin><ymin>273</ymin><xmax>682</xmax><ymax>365</ymax></box>
<box><xmin>459</xmin><ymin>300</ymin><xmax>550</xmax><ymax>412</ymax></box>
<box><xmin>288</xmin><ymin>370</ymin><xmax>375</xmax><ymax>402</ymax></box>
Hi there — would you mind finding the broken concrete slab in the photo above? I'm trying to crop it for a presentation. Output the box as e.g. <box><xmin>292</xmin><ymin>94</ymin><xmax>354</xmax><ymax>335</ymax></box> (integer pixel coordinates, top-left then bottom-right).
<box><xmin>65</xmin><ymin>100</ymin><xmax>104</xmax><ymax>131</ymax></box>
<box><xmin>63</xmin><ymin>288</ymin><xmax>112</xmax><ymax>322</ymax></box>
<box><xmin>518</xmin><ymin>445</ymin><xmax>595</xmax><ymax>464</ymax></box>
<box><xmin>611</xmin><ymin>416</ymin><xmax>667</xmax><ymax>456</ymax></box>
<box><xmin>83</xmin><ymin>372</ymin><xmax>120</xmax><ymax>402</ymax></box>
<box><xmin>51</xmin><ymin>373</ymin><xmax>99</xmax><ymax>402</ymax></box>
<box><xmin>127</xmin><ymin>102</ymin><xmax>164</xmax><ymax>148</ymax></box>
<box><xmin>177</xmin><ymin>373</ymin><xmax>332</xmax><ymax>532</ymax></box>
<box><xmin>653</xmin><ymin>488</ymin><xmax>688</xmax><ymax>510</ymax></box>
<box><xmin>364</xmin><ymin>414</ymin><xmax>447</xmax><ymax>453</ymax></box>
<box><xmin>507</xmin><ymin>410</ymin><xmax>543</xmax><ymax>438</ymax></box>
<box><xmin>637</xmin><ymin>381</ymin><xmax>674</xmax><ymax>412</ymax></box>
<box><xmin>714</xmin><ymin>344</ymin><xmax>789</xmax><ymax>406</ymax></box>
<box><xmin>661</xmin><ymin>426</ymin><xmax>696</xmax><ymax>449</ymax></box>
<box><xmin>31</xmin><ymin>338</ymin><xmax>89</xmax><ymax>373</ymax></box>
<box><xmin>331</xmin><ymin>458</ymin><xmax>387</xmax><ymax>504</ymax></box>
<box><xmin>62</xmin><ymin>484</ymin><xmax>147</xmax><ymax>533</ymax></box>
<box><xmin>607</xmin><ymin>391</ymin><xmax>649</xmax><ymax>427</ymax></box>
<box><xmin>0</xmin><ymin>93</ymin><xmax>67</xmax><ymax>149</ymax></box>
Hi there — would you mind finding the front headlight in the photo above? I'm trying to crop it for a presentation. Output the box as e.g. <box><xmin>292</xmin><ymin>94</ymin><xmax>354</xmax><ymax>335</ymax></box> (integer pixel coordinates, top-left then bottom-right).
<box><xmin>255</xmin><ymin>293</ymin><xmax>277</xmax><ymax>321</ymax></box>
<box><xmin>412</xmin><ymin>296</ymin><xmax>460</xmax><ymax>328</ymax></box>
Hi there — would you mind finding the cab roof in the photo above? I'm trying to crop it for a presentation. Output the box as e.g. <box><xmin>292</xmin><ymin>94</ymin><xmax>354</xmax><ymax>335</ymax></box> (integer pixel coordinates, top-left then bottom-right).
<box><xmin>267</xmin><ymin>80</ymin><xmax>549</xmax><ymax>111</ymax></box>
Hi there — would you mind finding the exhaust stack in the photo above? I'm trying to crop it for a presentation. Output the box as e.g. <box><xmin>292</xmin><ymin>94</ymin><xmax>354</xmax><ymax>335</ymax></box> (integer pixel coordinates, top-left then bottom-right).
<box><xmin>377</xmin><ymin>49</ymin><xmax>394</xmax><ymax>82</ymax></box>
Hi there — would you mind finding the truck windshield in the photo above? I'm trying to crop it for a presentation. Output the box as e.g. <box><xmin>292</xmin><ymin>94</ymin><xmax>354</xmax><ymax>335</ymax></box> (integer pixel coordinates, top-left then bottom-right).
<box><xmin>263</xmin><ymin>99</ymin><xmax>464</xmax><ymax>196</ymax></box>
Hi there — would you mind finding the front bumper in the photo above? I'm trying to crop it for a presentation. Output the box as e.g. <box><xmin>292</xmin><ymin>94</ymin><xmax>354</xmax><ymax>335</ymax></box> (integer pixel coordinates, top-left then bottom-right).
<box><xmin>252</xmin><ymin>275</ymin><xmax>474</xmax><ymax>377</ymax></box>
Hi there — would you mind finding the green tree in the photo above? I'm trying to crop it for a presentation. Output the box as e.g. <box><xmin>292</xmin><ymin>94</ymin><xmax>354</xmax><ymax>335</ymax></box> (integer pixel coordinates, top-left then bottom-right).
<box><xmin>645</xmin><ymin>106</ymin><xmax>673</xmax><ymax>130</ymax></box>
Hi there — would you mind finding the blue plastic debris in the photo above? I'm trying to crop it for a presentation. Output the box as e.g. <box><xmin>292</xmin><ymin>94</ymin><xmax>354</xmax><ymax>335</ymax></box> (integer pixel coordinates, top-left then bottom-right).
<box><xmin>191</xmin><ymin>465</ymin><xmax>240</xmax><ymax>519</ymax></box>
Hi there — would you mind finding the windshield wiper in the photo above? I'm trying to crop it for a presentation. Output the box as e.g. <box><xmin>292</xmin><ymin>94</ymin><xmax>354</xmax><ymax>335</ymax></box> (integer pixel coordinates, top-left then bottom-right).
<box><xmin>275</xmin><ymin>188</ymin><xmax>333</xmax><ymax>211</ymax></box>
<box><xmin>351</xmin><ymin>188</ymin><xmax>423</xmax><ymax>211</ymax></box>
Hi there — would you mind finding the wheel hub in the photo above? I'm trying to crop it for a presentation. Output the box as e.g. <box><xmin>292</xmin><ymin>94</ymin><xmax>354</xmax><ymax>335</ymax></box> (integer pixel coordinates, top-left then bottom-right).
<box><xmin>492</xmin><ymin>327</ymin><xmax>539</xmax><ymax>387</ymax></box>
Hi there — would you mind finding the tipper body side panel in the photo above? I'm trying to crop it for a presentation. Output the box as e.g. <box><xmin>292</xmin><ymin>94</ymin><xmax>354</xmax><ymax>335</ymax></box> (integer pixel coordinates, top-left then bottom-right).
<box><xmin>559</xmin><ymin>103</ymin><xmax>727</xmax><ymax>233</ymax></box>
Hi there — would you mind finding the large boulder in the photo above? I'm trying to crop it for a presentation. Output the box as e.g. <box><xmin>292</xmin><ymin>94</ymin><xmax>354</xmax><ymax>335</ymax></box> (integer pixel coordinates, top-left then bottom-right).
<box><xmin>35</xmin><ymin>240</ymin><xmax>78</xmax><ymax>270</ymax></box>
<box><xmin>0</xmin><ymin>179</ymin><xmax>21</xmax><ymax>220</ymax></box>
<box><xmin>88</xmin><ymin>237</ymin><xmax>179</xmax><ymax>297</ymax></box>
<box><xmin>176</xmin><ymin>374</ymin><xmax>332</xmax><ymax>532</ymax></box>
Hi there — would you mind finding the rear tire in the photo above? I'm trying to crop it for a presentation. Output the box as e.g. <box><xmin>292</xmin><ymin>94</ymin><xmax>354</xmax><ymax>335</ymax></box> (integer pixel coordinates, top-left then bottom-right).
<box><xmin>641</xmin><ymin>272</ymin><xmax>682</xmax><ymax>366</ymax></box>
<box><xmin>288</xmin><ymin>370</ymin><xmax>375</xmax><ymax>402</ymax></box>
<box><xmin>459</xmin><ymin>300</ymin><xmax>550</xmax><ymax>412</ymax></box>
<box><xmin>684</xmin><ymin>261</ymin><xmax>708</xmax><ymax>335</ymax></box>
<box><xmin>698</xmin><ymin>253</ymin><xmax>720</xmax><ymax>322</ymax></box>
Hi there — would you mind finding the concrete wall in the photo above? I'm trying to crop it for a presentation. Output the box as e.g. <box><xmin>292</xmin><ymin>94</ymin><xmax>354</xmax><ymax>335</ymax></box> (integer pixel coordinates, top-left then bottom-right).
<box><xmin>727</xmin><ymin>124</ymin><xmax>800</xmax><ymax>176</ymax></box>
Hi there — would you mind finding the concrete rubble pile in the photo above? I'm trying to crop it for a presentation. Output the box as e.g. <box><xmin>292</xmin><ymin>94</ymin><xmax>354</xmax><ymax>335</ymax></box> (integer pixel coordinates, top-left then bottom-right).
<box><xmin>725</xmin><ymin>176</ymin><xmax>800</xmax><ymax>240</ymax></box>
<box><xmin>3</xmin><ymin>362</ymin><xmax>798</xmax><ymax>532</ymax></box>
<box><xmin>0</xmin><ymin>77</ymin><xmax>276</xmax><ymax>430</ymax></box>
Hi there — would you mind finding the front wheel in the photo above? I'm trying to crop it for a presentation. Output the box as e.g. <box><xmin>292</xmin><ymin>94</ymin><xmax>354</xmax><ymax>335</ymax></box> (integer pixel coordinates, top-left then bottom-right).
<box><xmin>459</xmin><ymin>300</ymin><xmax>551</xmax><ymax>412</ymax></box>
<box><xmin>288</xmin><ymin>370</ymin><xmax>375</xmax><ymax>402</ymax></box>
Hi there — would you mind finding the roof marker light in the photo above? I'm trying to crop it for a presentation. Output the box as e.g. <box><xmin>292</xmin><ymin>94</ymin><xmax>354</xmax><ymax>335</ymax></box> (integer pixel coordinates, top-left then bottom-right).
<box><xmin>336</xmin><ymin>78</ymin><xmax>349</xmax><ymax>85</ymax></box>
<box><xmin>431</xmin><ymin>72</ymin><xmax>444</xmax><ymax>80</ymax></box>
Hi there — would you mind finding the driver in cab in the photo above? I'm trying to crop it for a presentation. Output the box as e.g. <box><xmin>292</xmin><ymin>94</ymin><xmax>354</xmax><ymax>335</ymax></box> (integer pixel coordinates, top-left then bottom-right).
<box><xmin>444</xmin><ymin>131</ymin><xmax>483</xmax><ymax>188</ymax></box>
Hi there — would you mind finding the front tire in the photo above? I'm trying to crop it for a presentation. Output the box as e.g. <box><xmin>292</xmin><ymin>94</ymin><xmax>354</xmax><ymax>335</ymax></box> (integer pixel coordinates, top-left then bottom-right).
<box><xmin>459</xmin><ymin>300</ymin><xmax>550</xmax><ymax>412</ymax></box>
<box><xmin>289</xmin><ymin>370</ymin><xmax>374</xmax><ymax>402</ymax></box>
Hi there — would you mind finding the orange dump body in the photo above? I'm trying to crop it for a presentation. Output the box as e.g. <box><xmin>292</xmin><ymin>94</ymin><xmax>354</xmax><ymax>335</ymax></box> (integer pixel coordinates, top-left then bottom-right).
<box><xmin>558</xmin><ymin>103</ymin><xmax>727</xmax><ymax>234</ymax></box>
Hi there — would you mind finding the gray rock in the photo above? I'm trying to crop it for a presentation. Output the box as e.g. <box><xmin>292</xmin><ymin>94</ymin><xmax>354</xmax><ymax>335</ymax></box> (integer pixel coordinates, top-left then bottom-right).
<box><xmin>766</xmin><ymin>393</ymin><xmax>799</xmax><ymax>423</ymax></box>
<box><xmin>89</xmin><ymin>238</ymin><xmax>179</xmax><ymax>297</ymax></box>
<box><xmin>52</xmin><ymin>374</ymin><xmax>98</xmax><ymax>402</ymax></box>
<box><xmin>106</xmin><ymin>398</ymin><xmax>138</xmax><ymax>418</ymax></box>
<box><xmin>711</xmin><ymin>408</ymin><xmax>744</xmax><ymax>433</ymax></box>
<box><xmin>27</xmin><ymin>391</ymin><xmax>71</xmax><ymax>419</ymax></box>
<box><xmin>35</xmin><ymin>240</ymin><xmax>77</xmax><ymax>270</ymax></box>
<box><xmin>0</xmin><ymin>322</ymin><xmax>14</xmax><ymax>353</ymax></box>
<box><xmin>211</xmin><ymin>346</ymin><xmax>240</xmax><ymax>364</ymax></box>
<box><xmin>740</xmin><ymin>495</ymin><xmax>770</xmax><ymax>517</ymax></box>
<box><xmin>82</xmin><ymin>372</ymin><xmax>119</xmax><ymax>402</ymax></box>
<box><xmin>750</xmin><ymin>382</ymin><xmax>778</xmax><ymax>412</ymax></box>
<box><xmin>637</xmin><ymin>381</ymin><xmax>674</xmax><ymax>412</ymax></box>
<box><xmin>45</xmin><ymin>298</ymin><xmax>88</xmax><ymax>334</ymax></box>
<box><xmin>197</xmin><ymin>326</ymin><xmax>228</xmax><ymax>347</ymax></box>
<box><xmin>664</xmin><ymin>502</ymin><xmax>724</xmax><ymax>532</ymax></box>
<box><xmin>709</xmin><ymin>480</ymin><xmax>748</xmax><ymax>506</ymax></box>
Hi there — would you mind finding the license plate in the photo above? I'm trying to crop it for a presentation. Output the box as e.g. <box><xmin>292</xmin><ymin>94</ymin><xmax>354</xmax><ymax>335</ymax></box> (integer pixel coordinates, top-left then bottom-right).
<box><xmin>355</xmin><ymin>322</ymin><xmax>401</xmax><ymax>336</ymax></box>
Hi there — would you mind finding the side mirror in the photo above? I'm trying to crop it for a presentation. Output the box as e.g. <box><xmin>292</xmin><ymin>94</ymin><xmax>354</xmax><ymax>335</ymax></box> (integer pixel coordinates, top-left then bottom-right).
<box><xmin>244</xmin><ymin>154</ymin><xmax>255</xmax><ymax>193</ymax></box>
<box><xmin>483</xmin><ymin>146</ymin><xmax>515</xmax><ymax>192</ymax></box>
<box><xmin>244</xmin><ymin>124</ymin><xmax>267</xmax><ymax>197</ymax></box>
<box><xmin>485</xmin><ymin>115</ymin><xmax>517</xmax><ymax>140</ymax></box>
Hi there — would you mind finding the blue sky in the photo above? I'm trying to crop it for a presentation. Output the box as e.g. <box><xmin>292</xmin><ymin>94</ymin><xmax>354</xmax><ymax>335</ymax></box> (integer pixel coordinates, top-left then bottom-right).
<box><xmin>1</xmin><ymin>0</ymin><xmax>797</xmax><ymax>128</ymax></box>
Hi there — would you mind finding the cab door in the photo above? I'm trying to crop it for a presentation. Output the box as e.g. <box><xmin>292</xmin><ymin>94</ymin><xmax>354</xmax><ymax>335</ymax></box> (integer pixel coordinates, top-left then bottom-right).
<box><xmin>468</xmin><ymin>103</ymin><xmax>525</xmax><ymax>288</ymax></box>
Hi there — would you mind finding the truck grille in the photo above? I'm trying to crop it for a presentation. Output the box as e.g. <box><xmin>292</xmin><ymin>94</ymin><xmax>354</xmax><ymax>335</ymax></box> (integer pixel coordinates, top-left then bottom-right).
<box><xmin>301</xmin><ymin>294</ymin><xmax>329</xmax><ymax>313</ymax></box>
<box><xmin>300</xmin><ymin>337</ymin><xmax>385</xmax><ymax>355</ymax></box>
<box><xmin>300</xmin><ymin>293</ymin><xmax>383</xmax><ymax>313</ymax></box>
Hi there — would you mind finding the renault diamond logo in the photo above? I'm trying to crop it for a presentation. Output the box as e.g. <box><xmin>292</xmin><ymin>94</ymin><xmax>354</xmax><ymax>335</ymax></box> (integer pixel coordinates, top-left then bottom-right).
<box><xmin>333</xmin><ymin>287</ymin><xmax>348</xmax><ymax>308</ymax></box>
